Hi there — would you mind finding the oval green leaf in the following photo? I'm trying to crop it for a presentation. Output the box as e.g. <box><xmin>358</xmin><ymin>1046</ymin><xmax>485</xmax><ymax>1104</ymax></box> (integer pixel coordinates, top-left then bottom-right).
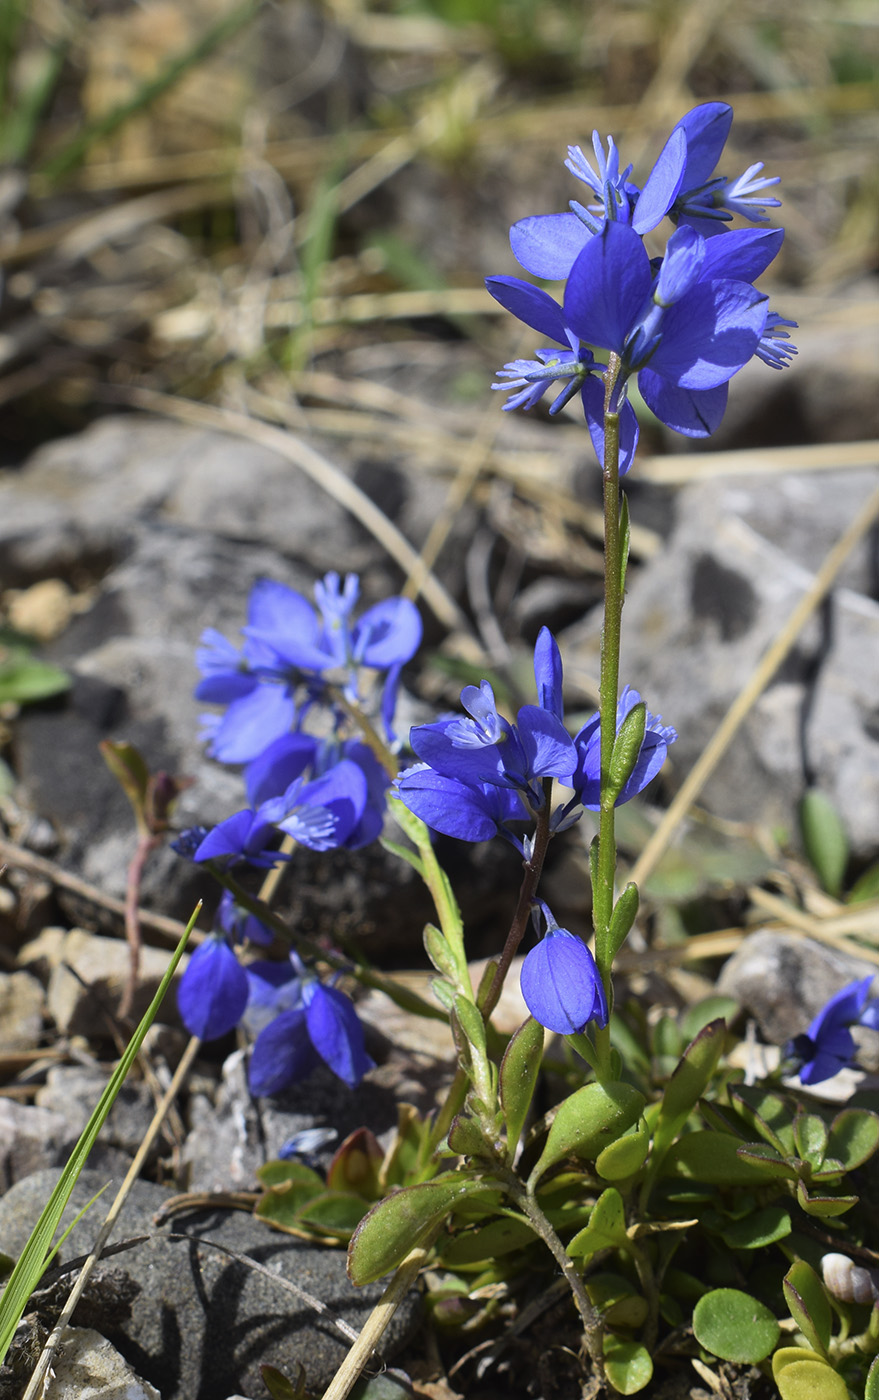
<box><xmin>665</xmin><ymin>1131</ymin><xmax>784</xmax><ymax>1186</ymax></box>
<box><xmin>596</xmin><ymin>1117</ymin><xmax>650</xmax><ymax>1181</ymax></box>
<box><xmin>499</xmin><ymin>1016</ymin><xmax>545</xmax><ymax>1157</ymax></box>
<box><xmin>827</xmin><ymin>1108</ymin><xmax>879</xmax><ymax>1171</ymax></box>
<box><xmin>692</xmin><ymin>1288</ymin><xmax>780</xmax><ymax>1364</ymax></box>
<box><xmin>800</xmin><ymin>787</ymin><xmax>848</xmax><ymax>897</ymax></box>
<box><xmin>530</xmin><ymin>1081</ymin><xmax>645</xmax><ymax>1183</ymax></box>
<box><xmin>773</xmin><ymin>1353</ymin><xmax>849</xmax><ymax>1400</ymax></box>
<box><xmin>783</xmin><ymin>1260</ymin><xmax>832</xmax><ymax>1358</ymax></box>
<box><xmin>348</xmin><ymin>1174</ymin><xmax>487</xmax><ymax>1285</ymax></box>
<box><xmin>720</xmin><ymin>1204</ymin><xmax>791</xmax><ymax>1251</ymax></box>
<box><xmin>602</xmin><ymin>1334</ymin><xmax>653</xmax><ymax>1395</ymax></box>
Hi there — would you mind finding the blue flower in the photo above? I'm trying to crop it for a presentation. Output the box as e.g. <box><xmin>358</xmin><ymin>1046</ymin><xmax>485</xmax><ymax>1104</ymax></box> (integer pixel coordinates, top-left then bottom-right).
<box><xmin>520</xmin><ymin>921</ymin><xmax>608</xmax><ymax>1035</ymax></box>
<box><xmin>563</xmin><ymin>220</ymin><xmax>769</xmax><ymax>438</ymax></box>
<box><xmin>216</xmin><ymin>889</ymin><xmax>274</xmax><ymax>947</ymax></box>
<box><xmin>668</xmin><ymin>103</ymin><xmax>781</xmax><ymax>234</ymax></box>
<box><xmin>787</xmin><ymin>976</ymin><xmax>879</xmax><ymax>1085</ymax></box>
<box><xmin>485</xmin><ymin>275</ymin><xmax>640</xmax><ymax>472</ymax></box>
<box><xmin>395</xmin><ymin>764</ymin><xmax>527</xmax><ymax>846</ymax></box>
<box><xmin>571</xmin><ymin>686</ymin><xmax>677</xmax><ymax>811</ymax></box>
<box><xmin>177</xmin><ymin>934</ymin><xmax>249</xmax><ymax>1040</ymax></box>
<box><xmin>246</xmin><ymin>963</ymin><xmax>375</xmax><ymax>1094</ymax></box>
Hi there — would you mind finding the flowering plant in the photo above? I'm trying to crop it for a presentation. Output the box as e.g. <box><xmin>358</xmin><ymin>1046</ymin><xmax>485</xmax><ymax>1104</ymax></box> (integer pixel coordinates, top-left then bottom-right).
<box><xmin>156</xmin><ymin>104</ymin><xmax>879</xmax><ymax>1400</ymax></box>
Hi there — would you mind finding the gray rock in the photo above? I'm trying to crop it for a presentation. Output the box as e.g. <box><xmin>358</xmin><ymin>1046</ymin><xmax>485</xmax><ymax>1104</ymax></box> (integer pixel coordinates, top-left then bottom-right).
<box><xmin>562</xmin><ymin>468</ymin><xmax>879</xmax><ymax>853</ymax></box>
<box><xmin>183</xmin><ymin>1049</ymin><xmax>403</xmax><ymax>1192</ymax></box>
<box><xmin>716</xmin><ymin>929</ymin><xmax>876</xmax><ymax>1043</ymax></box>
<box><xmin>43</xmin><ymin>1327</ymin><xmax>161</xmax><ymax>1400</ymax></box>
<box><xmin>0</xmin><ymin>1169</ymin><xmax>420</xmax><ymax>1399</ymax></box>
<box><xmin>0</xmin><ymin>1099</ymin><xmax>68</xmax><ymax>1192</ymax></box>
<box><xmin>44</xmin><ymin>929</ymin><xmax>188</xmax><ymax>1036</ymax></box>
<box><xmin>35</xmin><ymin>1065</ymin><xmax>159</xmax><ymax>1165</ymax></box>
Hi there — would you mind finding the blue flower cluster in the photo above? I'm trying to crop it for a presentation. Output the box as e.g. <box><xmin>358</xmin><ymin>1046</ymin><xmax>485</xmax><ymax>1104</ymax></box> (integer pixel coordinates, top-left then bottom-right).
<box><xmin>172</xmin><ymin>573</ymin><xmax>419</xmax><ymax>1093</ymax></box>
<box><xmin>178</xmin><ymin>574</ymin><xmax>422</xmax><ymax>867</ymax></box>
<box><xmin>487</xmin><ymin>102</ymin><xmax>795</xmax><ymax>469</ymax></box>
<box><xmin>786</xmin><ymin>977</ymin><xmax>879</xmax><ymax>1086</ymax></box>
<box><xmin>396</xmin><ymin>629</ymin><xmax>675</xmax><ymax>1037</ymax></box>
<box><xmin>396</xmin><ymin>628</ymin><xmax>676</xmax><ymax>853</ymax></box>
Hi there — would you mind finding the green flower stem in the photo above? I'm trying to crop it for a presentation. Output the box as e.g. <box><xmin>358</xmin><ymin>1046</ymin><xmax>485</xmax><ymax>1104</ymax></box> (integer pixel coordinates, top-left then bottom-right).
<box><xmin>479</xmin><ymin>778</ymin><xmax>554</xmax><ymax>1021</ymax></box>
<box><xmin>502</xmin><ymin>1170</ymin><xmax>604</xmax><ymax>1368</ymax></box>
<box><xmin>592</xmin><ymin>355</ymin><xmax>625</xmax><ymax>1071</ymax></box>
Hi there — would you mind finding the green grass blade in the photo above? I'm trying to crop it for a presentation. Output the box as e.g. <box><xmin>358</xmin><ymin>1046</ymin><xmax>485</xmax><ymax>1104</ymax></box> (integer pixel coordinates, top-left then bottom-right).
<box><xmin>0</xmin><ymin>906</ymin><xmax>197</xmax><ymax>1364</ymax></box>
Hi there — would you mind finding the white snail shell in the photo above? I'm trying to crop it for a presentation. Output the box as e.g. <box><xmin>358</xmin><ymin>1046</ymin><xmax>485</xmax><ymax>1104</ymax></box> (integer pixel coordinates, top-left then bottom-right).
<box><xmin>821</xmin><ymin>1252</ymin><xmax>879</xmax><ymax>1304</ymax></box>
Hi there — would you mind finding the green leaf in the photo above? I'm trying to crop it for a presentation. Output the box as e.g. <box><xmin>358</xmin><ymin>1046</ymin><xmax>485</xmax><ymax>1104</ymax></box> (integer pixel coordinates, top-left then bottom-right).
<box><xmin>260</xmin><ymin>1362</ymin><xmax>308</xmax><ymax>1400</ymax></box>
<box><xmin>729</xmin><ymin>1086</ymin><xmax>796</xmax><ymax>1155</ymax></box>
<box><xmin>447</xmin><ymin>1114</ymin><xmax>493</xmax><ymax>1159</ymax></box>
<box><xmin>595</xmin><ymin>1118</ymin><xmax>650</xmax><ymax>1181</ymax></box>
<box><xmin>529</xmin><ymin>1081</ymin><xmax>645</xmax><ymax>1185</ymax></box>
<box><xmin>783</xmin><ymin>1261</ymin><xmax>832</xmax><ymax>1358</ymax></box>
<box><xmin>499</xmin><ymin>1016</ymin><xmax>544</xmax><ymax>1157</ymax></box>
<box><xmin>692</xmin><ymin>1288</ymin><xmax>780</xmax><ymax>1364</ymax></box>
<box><xmin>866</xmin><ymin>1355</ymin><xmax>879</xmax><ymax>1400</ymax></box>
<box><xmin>295</xmin><ymin>1191</ymin><xmax>370</xmax><ymax>1238</ymax></box>
<box><xmin>772</xmin><ymin>1349</ymin><xmax>849</xmax><ymax>1400</ymax></box>
<box><xmin>800</xmin><ymin>788</ymin><xmax>849</xmax><ymax>896</ymax></box>
<box><xmin>347</xmin><ymin>1174</ymin><xmax>488</xmax><ymax>1285</ymax></box>
<box><xmin>619</xmin><ymin>493</ymin><xmax>631</xmax><ymax>598</ymax></box>
<box><xmin>587</xmin><ymin>1273</ymin><xmax>648</xmax><ymax>1328</ymax></box>
<box><xmin>735</xmin><ymin>1142</ymin><xmax>799</xmax><ymax>1180</ymax></box>
<box><xmin>326</xmin><ymin>1128</ymin><xmax>383</xmax><ymax>1199</ymax></box>
<box><xmin>351</xmin><ymin>1371</ymin><xmax>417</xmax><ymax>1400</ymax></box>
<box><xmin>379</xmin><ymin>1104</ymin><xmax>430</xmax><ymax>1190</ymax></box>
<box><xmin>605</xmin><ymin>882</ymin><xmax>639</xmax><ymax>964</ymax></box>
<box><xmin>649</xmin><ymin>1020</ymin><xmax>726</xmax><ymax>1174</ymax></box>
<box><xmin>827</xmin><ymin>1108</ymin><xmax>879</xmax><ymax>1171</ymax></box>
<box><xmin>0</xmin><ymin>649</ymin><xmax>70</xmax><ymax>704</ymax></box>
<box><xmin>849</xmin><ymin>863</ymin><xmax>879</xmax><ymax>904</ymax></box>
<box><xmin>663</xmin><ymin>1131</ymin><xmax>778</xmax><ymax>1185</ymax></box>
<box><xmin>720</xmin><ymin>1204</ymin><xmax>791</xmax><ymax>1251</ymax></box>
<box><xmin>257</xmin><ymin>1158</ymin><xmax>325</xmax><ymax>1194</ymax></box>
<box><xmin>423</xmin><ymin>923</ymin><xmax>458</xmax><ymax>980</ymax></box>
<box><xmin>603</xmin><ymin>1334</ymin><xmax>653</xmax><ymax>1394</ymax></box>
<box><xmin>453</xmin><ymin>994</ymin><xmax>487</xmax><ymax>1057</ymax></box>
<box><xmin>793</xmin><ymin>1113</ymin><xmax>828</xmax><ymax>1168</ymax></box>
<box><xmin>439</xmin><ymin>1214</ymin><xmax>536</xmax><ymax>1266</ymax></box>
<box><xmin>607</xmin><ymin>702</ymin><xmax>646</xmax><ymax>805</ymax></box>
<box><xmin>0</xmin><ymin>906</ymin><xmax>195</xmax><ymax>1365</ymax></box>
<box><xmin>795</xmin><ymin>1180</ymin><xmax>858</xmax><ymax>1217</ymax></box>
<box><xmin>254</xmin><ymin>1170</ymin><xmax>326</xmax><ymax>1229</ymax></box>
<box><xmin>566</xmin><ymin>1187</ymin><xmax>627</xmax><ymax>1259</ymax></box>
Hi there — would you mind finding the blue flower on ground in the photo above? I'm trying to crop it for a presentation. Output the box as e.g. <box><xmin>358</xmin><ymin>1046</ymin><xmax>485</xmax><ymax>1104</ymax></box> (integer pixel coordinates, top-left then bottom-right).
<box><xmin>786</xmin><ymin>976</ymin><xmax>879</xmax><ymax>1085</ymax></box>
<box><xmin>177</xmin><ymin>934</ymin><xmax>249</xmax><ymax>1040</ymax></box>
<box><xmin>216</xmin><ymin>889</ymin><xmax>274</xmax><ymax>947</ymax></box>
<box><xmin>520</xmin><ymin>912</ymin><xmax>608</xmax><ymax>1035</ymax></box>
<box><xmin>246</xmin><ymin>961</ymin><xmax>375</xmax><ymax>1094</ymax></box>
<box><xmin>571</xmin><ymin>686</ymin><xmax>677</xmax><ymax>811</ymax></box>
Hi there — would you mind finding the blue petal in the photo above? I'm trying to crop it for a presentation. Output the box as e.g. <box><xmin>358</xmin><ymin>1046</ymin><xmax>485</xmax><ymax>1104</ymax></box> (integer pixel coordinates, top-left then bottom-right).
<box><xmin>245</xmin><ymin>732</ymin><xmax>317</xmax><ymax>807</ymax></box>
<box><xmin>249</xmin><ymin>1008</ymin><xmax>319</xmax><ymax>1096</ymax></box>
<box><xmin>533</xmin><ymin>628</ymin><xmax>564</xmax><ymax>721</ymax></box>
<box><xmin>509</xmin><ymin>212</ymin><xmax>591</xmax><ymax>280</ymax></box>
<box><xmin>485</xmin><ymin>276</ymin><xmax>570</xmax><ymax>345</ymax></box>
<box><xmin>632</xmin><ymin>126</ymin><xmax>686</xmax><ymax>234</ymax></box>
<box><xmin>194</xmin><ymin>809</ymin><xmax>258</xmax><ymax>862</ymax></box>
<box><xmin>395</xmin><ymin>767</ymin><xmax>519</xmax><ymax>842</ymax></box>
<box><xmin>520</xmin><ymin>930</ymin><xmax>607</xmax><ymax>1034</ymax></box>
<box><xmin>353</xmin><ymin>596</ymin><xmax>422</xmax><ymax>668</ymax></box>
<box><xmin>638</xmin><ymin>372</ymin><xmax>729</xmax><ymax>437</ymax></box>
<box><xmin>564</xmin><ymin>222</ymin><xmax>652</xmax><ymax>352</ymax></box>
<box><xmin>305</xmin><ymin>984</ymin><xmax>375</xmax><ymax>1087</ymax></box>
<box><xmin>700</xmin><ymin>227</ymin><xmax>784</xmax><ymax>283</ymax></box>
<box><xmin>177</xmin><ymin>937</ymin><xmax>249</xmax><ymax>1040</ymax></box>
<box><xmin>409</xmin><ymin>715</ymin><xmax>507</xmax><ymax>787</ymax></box>
<box><xmin>208</xmin><ymin>684</ymin><xmax>297</xmax><ymax>764</ymax></box>
<box><xmin>807</xmin><ymin>977</ymin><xmax>875</xmax><ymax>1041</ymax></box>
<box><xmin>647</xmin><ymin>280</ymin><xmax>767</xmax><ymax>389</ymax></box>
<box><xmin>675</xmin><ymin>103</ymin><xmax>733</xmax><ymax>189</ymax></box>
<box><xmin>581</xmin><ymin>378</ymin><xmax>640</xmax><ymax>473</ymax></box>
<box><xmin>516</xmin><ymin>706</ymin><xmax>577</xmax><ymax>781</ymax></box>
